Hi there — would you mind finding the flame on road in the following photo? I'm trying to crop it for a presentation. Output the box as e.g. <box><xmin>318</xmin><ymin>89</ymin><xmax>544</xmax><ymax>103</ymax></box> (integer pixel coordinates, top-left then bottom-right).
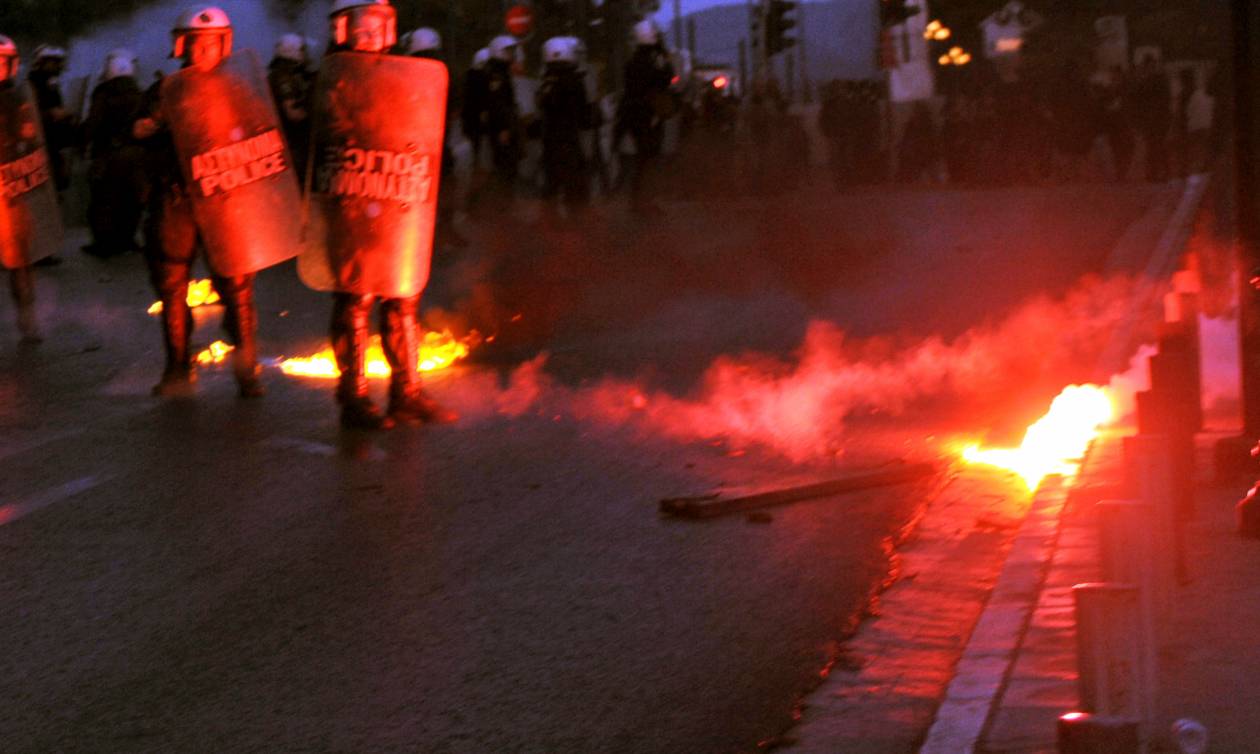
<box><xmin>195</xmin><ymin>339</ymin><xmax>234</xmax><ymax>366</ymax></box>
<box><xmin>148</xmin><ymin>279</ymin><xmax>222</xmax><ymax>315</ymax></box>
<box><xmin>961</xmin><ymin>384</ymin><xmax>1115</xmax><ymax>490</ymax></box>
<box><xmin>279</xmin><ymin>330</ymin><xmax>473</xmax><ymax>379</ymax></box>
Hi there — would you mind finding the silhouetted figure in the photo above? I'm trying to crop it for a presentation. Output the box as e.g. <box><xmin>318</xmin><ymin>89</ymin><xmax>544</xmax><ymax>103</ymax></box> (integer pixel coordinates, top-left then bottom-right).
<box><xmin>616</xmin><ymin>19</ymin><xmax>674</xmax><ymax>215</ymax></box>
<box><xmin>268</xmin><ymin>33</ymin><xmax>313</xmax><ymax>180</ymax></box>
<box><xmin>895</xmin><ymin>102</ymin><xmax>939</xmax><ymax>183</ymax></box>
<box><xmin>82</xmin><ymin>48</ymin><xmax>144</xmax><ymax>258</ymax></box>
<box><xmin>536</xmin><ymin>36</ymin><xmax>593</xmax><ymax>220</ymax></box>
<box><xmin>1129</xmin><ymin>54</ymin><xmax>1171</xmax><ymax>182</ymax></box>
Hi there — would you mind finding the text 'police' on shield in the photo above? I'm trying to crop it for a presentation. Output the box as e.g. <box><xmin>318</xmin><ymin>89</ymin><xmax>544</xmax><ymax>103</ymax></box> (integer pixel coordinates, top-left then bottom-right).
<box><xmin>314</xmin><ymin>147</ymin><xmax>434</xmax><ymax>205</ymax></box>
<box><xmin>189</xmin><ymin>129</ymin><xmax>288</xmax><ymax>197</ymax></box>
<box><xmin>0</xmin><ymin>149</ymin><xmax>50</xmax><ymax>200</ymax></box>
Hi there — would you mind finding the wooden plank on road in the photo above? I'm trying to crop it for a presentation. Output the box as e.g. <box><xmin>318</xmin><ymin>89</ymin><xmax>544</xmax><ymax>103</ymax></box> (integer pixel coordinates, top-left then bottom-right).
<box><xmin>659</xmin><ymin>462</ymin><xmax>938</xmax><ymax>520</ymax></box>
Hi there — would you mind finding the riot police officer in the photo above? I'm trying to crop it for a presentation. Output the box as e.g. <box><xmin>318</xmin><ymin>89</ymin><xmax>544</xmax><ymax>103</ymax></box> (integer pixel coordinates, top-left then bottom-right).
<box><xmin>537</xmin><ymin>36</ymin><xmax>592</xmax><ymax>219</ymax></box>
<box><xmin>308</xmin><ymin>0</ymin><xmax>456</xmax><ymax>429</ymax></box>
<box><xmin>28</xmin><ymin>45</ymin><xmax>73</xmax><ymax>194</ymax></box>
<box><xmin>405</xmin><ymin>27</ymin><xmax>466</xmax><ymax>248</ymax></box>
<box><xmin>477</xmin><ymin>35</ymin><xmax>521</xmax><ymax>209</ymax></box>
<box><xmin>82</xmin><ymin>48</ymin><xmax>144</xmax><ymax>258</ymax></box>
<box><xmin>268</xmin><ymin>33</ymin><xmax>313</xmax><ymax>180</ymax></box>
<box><xmin>0</xmin><ymin>37</ymin><xmax>44</xmax><ymax>342</ymax></box>
<box><xmin>460</xmin><ymin>46</ymin><xmax>491</xmax><ymax>168</ymax></box>
<box><xmin>28</xmin><ymin>44</ymin><xmax>73</xmax><ymax>266</ymax></box>
<box><xmin>615</xmin><ymin>19</ymin><xmax>674</xmax><ymax>216</ymax></box>
<box><xmin>133</xmin><ymin>6</ymin><xmax>271</xmax><ymax>398</ymax></box>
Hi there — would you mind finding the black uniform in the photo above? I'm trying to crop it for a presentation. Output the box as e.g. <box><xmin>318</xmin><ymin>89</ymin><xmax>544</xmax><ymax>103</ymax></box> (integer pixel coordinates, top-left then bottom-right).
<box><xmin>615</xmin><ymin>43</ymin><xmax>673</xmax><ymax>212</ymax></box>
<box><xmin>410</xmin><ymin>49</ymin><xmax>465</xmax><ymax>249</ymax></box>
<box><xmin>537</xmin><ymin>61</ymin><xmax>592</xmax><ymax>211</ymax></box>
<box><xmin>28</xmin><ymin>65</ymin><xmax>73</xmax><ymax>193</ymax></box>
<box><xmin>481</xmin><ymin>57</ymin><xmax>520</xmax><ymax>201</ymax></box>
<box><xmin>267</xmin><ymin>56</ymin><xmax>313</xmax><ymax>181</ymax></box>
<box><xmin>460</xmin><ymin>65</ymin><xmax>489</xmax><ymax>164</ymax></box>
<box><xmin>82</xmin><ymin>74</ymin><xmax>144</xmax><ymax>256</ymax></box>
<box><xmin>134</xmin><ymin>78</ymin><xmax>262</xmax><ymax>397</ymax></box>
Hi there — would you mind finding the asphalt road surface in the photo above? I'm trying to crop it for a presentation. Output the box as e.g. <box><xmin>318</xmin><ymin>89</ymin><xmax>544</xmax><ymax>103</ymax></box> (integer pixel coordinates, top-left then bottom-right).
<box><xmin>0</xmin><ymin>180</ymin><xmax>1174</xmax><ymax>752</ymax></box>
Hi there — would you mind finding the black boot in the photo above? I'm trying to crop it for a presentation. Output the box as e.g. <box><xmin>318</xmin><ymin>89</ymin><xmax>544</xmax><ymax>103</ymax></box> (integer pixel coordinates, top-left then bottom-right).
<box><xmin>218</xmin><ymin>275</ymin><xmax>264</xmax><ymax>398</ymax></box>
<box><xmin>153</xmin><ymin>282</ymin><xmax>196</xmax><ymax>396</ymax></box>
<box><xmin>382</xmin><ymin>296</ymin><xmax>458</xmax><ymax>426</ymax></box>
<box><xmin>10</xmin><ymin>266</ymin><xmax>41</xmax><ymax>344</ymax></box>
<box><xmin>332</xmin><ymin>293</ymin><xmax>392</xmax><ymax>430</ymax></box>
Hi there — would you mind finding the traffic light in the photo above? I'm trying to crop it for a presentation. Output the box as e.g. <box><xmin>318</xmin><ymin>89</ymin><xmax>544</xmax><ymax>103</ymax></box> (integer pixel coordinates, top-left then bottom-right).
<box><xmin>765</xmin><ymin>0</ymin><xmax>796</xmax><ymax>56</ymax></box>
<box><xmin>880</xmin><ymin>0</ymin><xmax>919</xmax><ymax>28</ymax></box>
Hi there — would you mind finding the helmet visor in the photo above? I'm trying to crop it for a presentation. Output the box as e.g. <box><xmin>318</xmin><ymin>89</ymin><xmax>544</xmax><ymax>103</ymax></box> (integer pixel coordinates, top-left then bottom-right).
<box><xmin>332</xmin><ymin>5</ymin><xmax>397</xmax><ymax>52</ymax></box>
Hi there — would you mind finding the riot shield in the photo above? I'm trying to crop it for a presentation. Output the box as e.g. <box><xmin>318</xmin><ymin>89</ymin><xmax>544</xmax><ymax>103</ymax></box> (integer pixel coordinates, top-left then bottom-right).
<box><xmin>299</xmin><ymin>53</ymin><xmax>448</xmax><ymax>299</ymax></box>
<box><xmin>161</xmin><ymin>49</ymin><xmax>302</xmax><ymax>278</ymax></box>
<box><xmin>0</xmin><ymin>83</ymin><xmax>62</xmax><ymax>270</ymax></box>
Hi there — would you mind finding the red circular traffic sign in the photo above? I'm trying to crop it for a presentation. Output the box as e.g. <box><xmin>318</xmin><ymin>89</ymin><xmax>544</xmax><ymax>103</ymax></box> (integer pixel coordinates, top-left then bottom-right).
<box><xmin>505</xmin><ymin>4</ymin><xmax>534</xmax><ymax>37</ymax></box>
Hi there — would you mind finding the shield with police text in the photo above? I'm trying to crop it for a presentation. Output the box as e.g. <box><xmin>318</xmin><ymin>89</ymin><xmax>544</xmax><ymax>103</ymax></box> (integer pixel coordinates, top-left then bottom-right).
<box><xmin>299</xmin><ymin>53</ymin><xmax>448</xmax><ymax>298</ymax></box>
<box><xmin>0</xmin><ymin>84</ymin><xmax>62</xmax><ymax>270</ymax></box>
<box><xmin>161</xmin><ymin>50</ymin><xmax>302</xmax><ymax>277</ymax></box>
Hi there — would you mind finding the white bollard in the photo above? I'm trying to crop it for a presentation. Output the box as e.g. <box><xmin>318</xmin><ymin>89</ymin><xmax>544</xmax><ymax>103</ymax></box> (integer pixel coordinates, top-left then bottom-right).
<box><xmin>1125</xmin><ymin>434</ymin><xmax>1177</xmax><ymax>619</ymax></box>
<box><xmin>1096</xmin><ymin>501</ymin><xmax>1159</xmax><ymax>701</ymax></box>
<box><xmin>1073</xmin><ymin>583</ymin><xmax>1155</xmax><ymax>743</ymax></box>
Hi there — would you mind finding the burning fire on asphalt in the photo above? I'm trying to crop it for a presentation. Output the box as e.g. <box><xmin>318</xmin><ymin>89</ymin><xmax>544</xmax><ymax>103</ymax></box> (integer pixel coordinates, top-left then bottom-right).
<box><xmin>277</xmin><ymin>331</ymin><xmax>474</xmax><ymax>378</ymax></box>
<box><xmin>148</xmin><ymin>279</ymin><xmax>221</xmax><ymax>315</ymax></box>
<box><xmin>191</xmin><ymin>330</ymin><xmax>475</xmax><ymax>377</ymax></box>
<box><xmin>195</xmin><ymin>339</ymin><xmax>234</xmax><ymax>366</ymax></box>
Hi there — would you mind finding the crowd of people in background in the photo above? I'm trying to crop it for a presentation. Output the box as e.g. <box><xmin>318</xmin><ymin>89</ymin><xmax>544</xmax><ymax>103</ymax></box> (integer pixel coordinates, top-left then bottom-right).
<box><xmin>819</xmin><ymin>53</ymin><xmax>1220</xmax><ymax>190</ymax></box>
<box><xmin>3</xmin><ymin>9</ymin><xmax>1231</xmax><ymax>356</ymax></box>
<box><xmin>11</xmin><ymin>23</ymin><xmax>1229</xmax><ymax>265</ymax></box>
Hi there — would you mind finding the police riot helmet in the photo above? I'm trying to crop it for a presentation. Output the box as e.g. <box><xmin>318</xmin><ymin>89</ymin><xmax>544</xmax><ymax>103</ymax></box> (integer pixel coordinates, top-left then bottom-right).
<box><xmin>632</xmin><ymin>19</ymin><xmax>661</xmax><ymax>46</ymax></box>
<box><xmin>171</xmin><ymin>6</ymin><xmax>232</xmax><ymax>61</ymax></box>
<box><xmin>542</xmin><ymin>36</ymin><xmax>579</xmax><ymax>66</ymax></box>
<box><xmin>329</xmin><ymin>0</ymin><xmax>397</xmax><ymax>52</ymax></box>
<box><xmin>489</xmin><ymin>35</ymin><xmax>518</xmax><ymax>62</ymax></box>
<box><xmin>274</xmin><ymin>32</ymin><xmax>306</xmax><ymax>63</ymax></box>
<box><xmin>472</xmin><ymin>47</ymin><xmax>491</xmax><ymax>70</ymax></box>
<box><xmin>103</xmin><ymin>48</ymin><xmax>137</xmax><ymax>80</ymax></box>
<box><xmin>33</xmin><ymin>45</ymin><xmax>67</xmax><ymax>63</ymax></box>
<box><xmin>0</xmin><ymin>36</ymin><xmax>17</xmax><ymax>82</ymax></box>
<box><xmin>406</xmin><ymin>27</ymin><xmax>441</xmax><ymax>56</ymax></box>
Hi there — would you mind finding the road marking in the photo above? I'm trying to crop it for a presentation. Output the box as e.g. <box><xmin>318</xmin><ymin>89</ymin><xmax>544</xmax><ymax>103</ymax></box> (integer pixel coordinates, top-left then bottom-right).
<box><xmin>262</xmin><ymin>436</ymin><xmax>338</xmax><ymax>457</ymax></box>
<box><xmin>0</xmin><ymin>475</ymin><xmax>110</xmax><ymax>526</ymax></box>
<box><xmin>262</xmin><ymin>435</ymin><xmax>388</xmax><ymax>462</ymax></box>
<box><xmin>0</xmin><ymin>428</ymin><xmax>87</xmax><ymax>463</ymax></box>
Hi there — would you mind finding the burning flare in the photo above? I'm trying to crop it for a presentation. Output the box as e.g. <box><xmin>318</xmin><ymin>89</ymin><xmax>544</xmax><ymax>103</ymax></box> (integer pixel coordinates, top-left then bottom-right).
<box><xmin>195</xmin><ymin>339</ymin><xmax>234</xmax><ymax>366</ymax></box>
<box><xmin>961</xmin><ymin>384</ymin><xmax>1115</xmax><ymax>490</ymax></box>
<box><xmin>148</xmin><ymin>279</ymin><xmax>222</xmax><ymax>315</ymax></box>
<box><xmin>278</xmin><ymin>330</ymin><xmax>473</xmax><ymax>379</ymax></box>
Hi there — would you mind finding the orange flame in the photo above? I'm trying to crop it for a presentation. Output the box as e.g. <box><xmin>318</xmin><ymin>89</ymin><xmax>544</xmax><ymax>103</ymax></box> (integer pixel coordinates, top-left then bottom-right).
<box><xmin>278</xmin><ymin>330</ymin><xmax>472</xmax><ymax>379</ymax></box>
<box><xmin>148</xmin><ymin>279</ymin><xmax>222</xmax><ymax>315</ymax></box>
<box><xmin>195</xmin><ymin>339</ymin><xmax>234</xmax><ymax>366</ymax></box>
<box><xmin>961</xmin><ymin>384</ymin><xmax>1114</xmax><ymax>490</ymax></box>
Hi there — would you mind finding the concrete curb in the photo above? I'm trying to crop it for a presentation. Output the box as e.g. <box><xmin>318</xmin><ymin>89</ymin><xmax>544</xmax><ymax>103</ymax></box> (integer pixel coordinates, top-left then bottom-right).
<box><xmin>917</xmin><ymin>476</ymin><xmax>1072</xmax><ymax>753</ymax></box>
<box><xmin>918</xmin><ymin>174</ymin><xmax>1212</xmax><ymax>754</ymax></box>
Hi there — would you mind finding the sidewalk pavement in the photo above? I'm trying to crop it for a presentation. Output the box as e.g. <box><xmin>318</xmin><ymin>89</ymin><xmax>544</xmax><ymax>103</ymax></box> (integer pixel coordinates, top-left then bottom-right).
<box><xmin>919</xmin><ymin>427</ymin><xmax>1260</xmax><ymax>754</ymax></box>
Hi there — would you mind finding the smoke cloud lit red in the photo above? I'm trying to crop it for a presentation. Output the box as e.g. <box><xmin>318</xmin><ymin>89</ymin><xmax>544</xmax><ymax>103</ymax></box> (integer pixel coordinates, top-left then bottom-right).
<box><xmin>439</xmin><ymin>275</ymin><xmax>1179</xmax><ymax>462</ymax></box>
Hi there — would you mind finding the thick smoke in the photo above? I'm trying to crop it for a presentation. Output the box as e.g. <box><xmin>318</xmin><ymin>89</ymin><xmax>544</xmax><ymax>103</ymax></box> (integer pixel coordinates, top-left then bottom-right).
<box><xmin>60</xmin><ymin>1</ymin><xmax>325</xmax><ymax>98</ymax></box>
<box><xmin>439</xmin><ymin>275</ymin><xmax>1171</xmax><ymax>463</ymax></box>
